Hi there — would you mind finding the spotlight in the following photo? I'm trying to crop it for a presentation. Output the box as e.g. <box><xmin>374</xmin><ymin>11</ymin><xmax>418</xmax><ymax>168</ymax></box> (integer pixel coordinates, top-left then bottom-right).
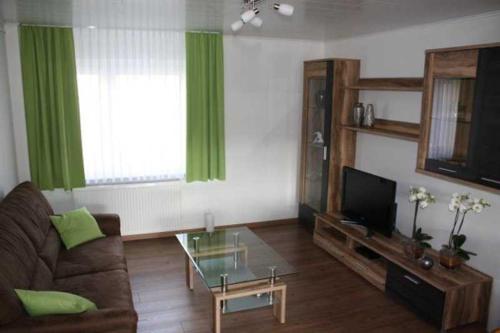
<box><xmin>273</xmin><ymin>3</ymin><xmax>294</xmax><ymax>16</ymax></box>
<box><xmin>250</xmin><ymin>16</ymin><xmax>263</xmax><ymax>28</ymax></box>
<box><xmin>231</xmin><ymin>20</ymin><xmax>244</xmax><ymax>32</ymax></box>
<box><xmin>240</xmin><ymin>8</ymin><xmax>259</xmax><ymax>23</ymax></box>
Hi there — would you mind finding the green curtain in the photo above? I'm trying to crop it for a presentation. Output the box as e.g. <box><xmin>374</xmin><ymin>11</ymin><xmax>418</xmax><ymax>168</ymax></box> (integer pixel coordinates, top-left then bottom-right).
<box><xmin>186</xmin><ymin>32</ymin><xmax>225</xmax><ymax>182</ymax></box>
<box><xmin>19</xmin><ymin>26</ymin><xmax>85</xmax><ymax>191</ymax></box>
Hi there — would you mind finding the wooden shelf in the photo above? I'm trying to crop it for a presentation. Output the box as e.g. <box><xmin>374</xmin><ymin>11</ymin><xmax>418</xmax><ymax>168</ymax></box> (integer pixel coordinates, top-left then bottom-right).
<box><xmin>343</xmin><ymin>119</ymin><xmax>420</xmax><ymax>142</ymax></box>
<box><xmin>345</xmin><ymin>77</ymin><xmax>424</xmax><ymax>91</ymax></box>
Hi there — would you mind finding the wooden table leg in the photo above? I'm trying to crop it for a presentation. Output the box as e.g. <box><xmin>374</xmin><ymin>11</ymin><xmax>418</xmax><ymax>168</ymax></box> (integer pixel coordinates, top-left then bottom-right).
<box><xmin>212</xmin><ymin>294</ymin><xmax>221</xmax><ymax>333</ymax></box>
<box><xmin>273</xmin><ymin>285</ymin><xmax>287</xmax><ymax>324</ymax></box>
<box><xmin>185</xmin><ymin>254</ymin><xmax>194</xmax><ymax>290</ymax></box>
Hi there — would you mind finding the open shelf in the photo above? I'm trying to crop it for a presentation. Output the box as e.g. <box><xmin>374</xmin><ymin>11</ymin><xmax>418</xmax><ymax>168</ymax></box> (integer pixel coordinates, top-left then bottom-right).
<box><xmin>343</xmin><ymin>119</ymin><xmax>420</xmax><ymax>142</ymax></box>
<box><xmin>345</xmin><ymin>77</ymin><xmax>424</xmax><ymax>91</ymax></box>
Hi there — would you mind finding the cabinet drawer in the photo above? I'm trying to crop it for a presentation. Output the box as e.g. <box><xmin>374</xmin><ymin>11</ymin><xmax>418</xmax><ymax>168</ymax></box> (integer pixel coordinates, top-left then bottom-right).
<box><xmin>386</xmin><ymin>263</ymin><xmax>445</xmax><ymax>326</ymax></box>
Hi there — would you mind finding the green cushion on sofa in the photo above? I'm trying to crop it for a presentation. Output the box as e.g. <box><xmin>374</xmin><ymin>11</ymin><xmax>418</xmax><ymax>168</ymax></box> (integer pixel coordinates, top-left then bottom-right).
<box><xmin>50</xmin><ymin>207</ymin><xmax>105</xmax><ymax>249</ymax></box>
<box><xmin>15</xmin><ymin>289</ymin><xmax>97</xmax><ymax>316</ymax></box>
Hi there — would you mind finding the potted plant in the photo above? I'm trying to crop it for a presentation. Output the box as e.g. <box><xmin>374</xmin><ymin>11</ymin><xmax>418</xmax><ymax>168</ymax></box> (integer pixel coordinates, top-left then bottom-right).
<box><xmin>403</xmin><ymin>187</ymin><xmax>435</xmax><ymax>260</ymax></box>
<box><xmin>440</xmin><ymin>193</ymin><xmax>490</xmax><ymax>269</ymax></box>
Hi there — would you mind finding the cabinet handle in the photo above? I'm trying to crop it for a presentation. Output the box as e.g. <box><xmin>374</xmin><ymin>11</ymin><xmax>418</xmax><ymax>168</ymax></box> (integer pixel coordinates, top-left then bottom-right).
<box><xmin>403</xmin><ymin>275</ymin><xmax>420</xmax><ymax>285</ymax></box>
<box><xmin>438</xmin><ymin>167</ymin><xmax>457</xmax><ymax>174</ymax></box>
<box><xmin>481</xmin><ymin>177</ymin><xmax>500</xmax><ymax>185</ymax></box>
<box><xmin>323</xmin><ymin>146</ymin><xmax>328</xmax><ymax>161</ymax></box>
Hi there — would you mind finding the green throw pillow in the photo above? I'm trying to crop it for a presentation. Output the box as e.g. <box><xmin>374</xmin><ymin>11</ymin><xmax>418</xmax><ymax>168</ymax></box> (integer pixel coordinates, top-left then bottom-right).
<box><xmin>50</xmin><ymin>207</ymin><xmax>105</xmax><ymax>249</ymax></box>
<box><xmin>15</xmin><ymin>290</ymin><xmax>97</xmax><ymax>316</ymax></box>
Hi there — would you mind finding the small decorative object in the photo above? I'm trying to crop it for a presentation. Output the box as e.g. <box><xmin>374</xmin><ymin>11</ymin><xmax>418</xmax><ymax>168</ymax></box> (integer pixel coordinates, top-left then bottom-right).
<box><xmin>312</xmin><ymin>131</ymin><xmax>324</xmax><ymax>144</ymax></box>
<box><xmin>204</xmin><ymin>211</ymin><xmax>215</xmax><ymax>233</ymax></box>
<box><xmin>315</xmin><ymin>90</ymin><xmax>326</xmax><ymax>108</ymax></box>
<box><xmin>403</xmin><ymin>186</ymin><xmax>435</xmax><ymax>260</ymax></box>
<box><xmin>440</xmin><ymin>193</ymin><xmax>490</xmax><ymax>269</ymax></box>
<box><xmin>363</xmin><ymin>104</ymin><xmax>375</xmax><ymax>127</ymax></box>
<box><xmin>418</xmin><ymin>256</ymin><xmax>434</xmax><ymax>270</ymax></box>
<box><xmin>352</xmin><ymin>102</ymin><xmax>364</xmax><ymax>127</ymax></box>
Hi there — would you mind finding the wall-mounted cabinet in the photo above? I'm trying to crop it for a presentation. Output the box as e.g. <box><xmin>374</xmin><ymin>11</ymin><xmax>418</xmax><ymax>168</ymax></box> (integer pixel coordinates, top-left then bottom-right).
<box><xmin>417</xmin><ymin>43</ymin><xmax>500</xmax><ymax>192</ymax></box>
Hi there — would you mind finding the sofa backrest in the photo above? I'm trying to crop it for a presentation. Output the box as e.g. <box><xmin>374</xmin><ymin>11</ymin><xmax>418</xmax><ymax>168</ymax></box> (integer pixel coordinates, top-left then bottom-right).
<box><xmin>0</xmin><ymin>182</ymin><xmax>57</xmax><ymax>325</ymax></box>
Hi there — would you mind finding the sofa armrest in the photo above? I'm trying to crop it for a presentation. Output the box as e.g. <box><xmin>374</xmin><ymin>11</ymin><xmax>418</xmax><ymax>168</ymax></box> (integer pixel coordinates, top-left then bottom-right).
<box><xmin>93</xmin><ymin>214</ymin><xmax>121</xmax><ymax>236</ymax></box>
<box><xmin>1</xmin><ymin>308</ymin><xmax>138</xmax><ymax>333</ymax></box>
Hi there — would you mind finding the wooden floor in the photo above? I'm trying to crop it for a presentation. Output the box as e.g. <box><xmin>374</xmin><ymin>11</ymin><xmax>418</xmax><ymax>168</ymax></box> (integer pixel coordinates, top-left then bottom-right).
<box><xmin>124</xmin><ymin>222</ymin><xmax>486</xmax><ymax>333</ymax></box>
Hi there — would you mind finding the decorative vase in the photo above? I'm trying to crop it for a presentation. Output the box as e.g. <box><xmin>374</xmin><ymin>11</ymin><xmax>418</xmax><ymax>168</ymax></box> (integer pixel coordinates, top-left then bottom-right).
<box><xmin>403</xmin><ymin>239</ymin><xmax>425</xmax><ymax>260</ymax></box>
<box><xmin>363</xmin><ymin>104</ymin><xmax>375</xmax><ymax>127</ymax></box>
<box><xmin>204</xmin><ymin>211</ymin><xmax>215</xmax><ymax>233</ymax></box>
<box><xmin>352</xmin><ymin>103</ymin><xmax>364</xmax><ymax>127</ymax></box>
<box><xmin>439</xmin><ymin>246</ymin><xmax>463</xmax><ymax>269</ymax></box>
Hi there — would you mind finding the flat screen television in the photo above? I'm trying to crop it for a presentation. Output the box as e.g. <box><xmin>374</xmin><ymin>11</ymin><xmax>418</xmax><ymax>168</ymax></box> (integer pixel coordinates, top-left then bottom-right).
<box><xmin>341</xmin><ymin>167</ymin><xmax>397</xmax><ymax>237</ymax></box>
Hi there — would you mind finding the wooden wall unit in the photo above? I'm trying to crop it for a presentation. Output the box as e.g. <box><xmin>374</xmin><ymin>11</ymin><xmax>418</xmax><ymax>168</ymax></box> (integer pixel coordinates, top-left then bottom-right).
<box><xmin>314</xmin><ymin>213</ymin><xmax>492</xmax><ymax>331</ymax></box>
<box><xmin>303</xmin><ymin>45</ymin><xmax>499</xmax><ymax>332</ymax></box>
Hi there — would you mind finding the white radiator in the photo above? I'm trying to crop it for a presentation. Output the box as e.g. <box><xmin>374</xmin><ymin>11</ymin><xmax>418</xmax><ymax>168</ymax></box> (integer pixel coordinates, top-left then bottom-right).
<box><xmin>73</xmin><ymin>182</ymin><xmax>182</xmax><ymax>235</ymax></box>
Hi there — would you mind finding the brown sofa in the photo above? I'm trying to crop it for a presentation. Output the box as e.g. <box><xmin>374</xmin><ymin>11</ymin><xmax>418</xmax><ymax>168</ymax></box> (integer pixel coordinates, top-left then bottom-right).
<box><xmin>0</xmin><ymin>182</ymin><xmax>138</xmax><ymax>333</ymax></box>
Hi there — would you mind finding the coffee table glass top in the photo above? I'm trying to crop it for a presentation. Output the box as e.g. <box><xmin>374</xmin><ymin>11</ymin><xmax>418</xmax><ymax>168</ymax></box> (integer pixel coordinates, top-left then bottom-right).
<box><xmin>176</xmin><ymin>227</ymin><xmax>296</xmax><ymax>288</ymax></box>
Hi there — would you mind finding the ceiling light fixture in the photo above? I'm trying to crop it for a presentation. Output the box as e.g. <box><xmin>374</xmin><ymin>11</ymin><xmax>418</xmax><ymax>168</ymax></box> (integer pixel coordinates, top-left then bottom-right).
<box><xmin>231</xmin><ymin>0</ymin><xmax>294</xmax><ymax>33</ymax></box>
<box><xmin>273</xmin><ymin>3</ymin><xmax>294</xmax><ymax>16</ymax></box>
<box><xmin>250</xmin><ymin>16</ymin><xmax>263</xmax><ymax>28</ymax></box>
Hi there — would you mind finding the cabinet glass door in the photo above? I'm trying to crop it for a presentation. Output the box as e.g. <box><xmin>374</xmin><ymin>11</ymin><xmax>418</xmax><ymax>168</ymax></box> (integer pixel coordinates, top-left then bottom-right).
<box><xmin>428</xmin><ymin>78</ymin><xmax>475</xmax><ymax>167</ymax></box>
<box><xmin>425</xmin><ymin>78</ymin><xmax>477</xmax><ymax>179</ymax></box>
<box><xmin>303</xmin><ymin>77</ymin><xmax>328</xmax><ymax>211</ymax></box>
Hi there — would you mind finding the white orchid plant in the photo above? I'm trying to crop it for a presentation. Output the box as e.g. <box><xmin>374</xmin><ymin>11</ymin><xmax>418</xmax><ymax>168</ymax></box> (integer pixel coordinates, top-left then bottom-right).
<box><xmin>408</xmin><ymin>187</ymin><xmax>436</xmax><ymax>248</ymax></box>
<box><xmin>445</xmin><ymin>193</ymin><xmax>490</xmax><ymax>260</ymax></box>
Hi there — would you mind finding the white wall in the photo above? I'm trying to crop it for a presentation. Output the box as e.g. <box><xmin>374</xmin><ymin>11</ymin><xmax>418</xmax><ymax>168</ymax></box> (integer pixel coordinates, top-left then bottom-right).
<box><xmin>4</xmin><ymin>28</ymin><xmax>324</xmax><ymax>232</ymax></box>
<box><xmin>325</xmin><ymin>11</ymin><xmax>500</xmax><ymax>330</ymax></box>
<box><xmin>0</xmin><ymin>25</ymin><xmax>17</xmax><ymax>199</ymax></box>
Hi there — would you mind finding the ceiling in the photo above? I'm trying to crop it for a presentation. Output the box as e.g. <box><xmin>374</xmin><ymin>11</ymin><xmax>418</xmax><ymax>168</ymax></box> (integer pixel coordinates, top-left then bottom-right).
<box><xmin>2</xmin><ymin>0</ymin><xmax>500</xmax><ymax>40</ymax></box>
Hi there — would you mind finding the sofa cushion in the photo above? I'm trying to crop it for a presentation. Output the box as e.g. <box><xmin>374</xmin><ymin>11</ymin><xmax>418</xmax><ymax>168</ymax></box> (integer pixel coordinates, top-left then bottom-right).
<box><xmin>30</xmin><ymin>259</ymin><xmax>53</xmax><ymax>291</ymax></box>
<box><xmin>53</xmin><ymin>270</ymin><xmax>134</xmax><ymax>310</ymax></box>
<box><xmin>15</xmin><ymin>290</ymin><xmax>97</xmax><ymax>317</ymax></box>
<box><xmin>55</xmin><ymin>236</ymin><xmax>127</xmax><ymax>279</ymax></box>
<box><xmin>50</xmin><ymin>207</ymin><xmax>105</xmax><ymax>250</ymax></box>
<box><xmin>38</xmin><ymin>227</ymin><xmax>61</xmax><ymax>273</ymax></box>
<box><xmin>0</xmin><ymin>182</ymin><xmax>54</xmax><ymax>251</ymax></box>
<box><xmin>0</xmin><ymin>214</ymin><xmax>39</xmax><ymax>324</ymax></box>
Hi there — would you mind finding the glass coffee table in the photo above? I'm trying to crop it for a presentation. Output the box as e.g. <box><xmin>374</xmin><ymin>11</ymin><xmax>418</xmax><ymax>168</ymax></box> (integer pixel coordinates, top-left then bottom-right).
<box><xmin>176</xmin><ymin>227</ymin><xmax>295</xmax><ymax>333</ymax></box>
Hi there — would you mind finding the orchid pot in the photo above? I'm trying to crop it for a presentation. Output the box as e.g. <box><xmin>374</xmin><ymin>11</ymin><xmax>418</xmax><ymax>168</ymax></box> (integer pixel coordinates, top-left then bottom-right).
<box><xmin>440</xmin><ymin>193</ymin><xmax>490</xmax><ymax>270</ymax></box>
<box><xmin>405</xmin><ymin>186</ymin><xmax>435</xmax><ymax>260</ymax></box>
<box><xmin>439</xmin><ymin>246</ymin><xmax>463</xmax><ymax>270</ymax></box>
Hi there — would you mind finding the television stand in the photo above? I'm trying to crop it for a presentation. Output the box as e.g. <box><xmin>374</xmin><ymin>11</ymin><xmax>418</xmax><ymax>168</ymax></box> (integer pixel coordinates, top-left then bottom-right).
<box><xmin>355</xmin><ymin>245</ymin><xmax>381</xmax><ymax>260</ymax></box>
<box><xmin>340</xmin><ymin>219</ymin><xmax>374</xmax><ymax>238</ymax></box>
<box><xmin>314</xmin><ymin>213</ymin><xmax>492</xmax><ymax>332</ymax></box>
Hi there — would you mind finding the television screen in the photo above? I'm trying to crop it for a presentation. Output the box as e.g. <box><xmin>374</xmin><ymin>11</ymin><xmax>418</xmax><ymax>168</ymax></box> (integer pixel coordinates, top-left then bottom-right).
<box><xmin>341</xmin><ymin>167</ymin><xmax>397</xmax><ymax>237</ymax></box>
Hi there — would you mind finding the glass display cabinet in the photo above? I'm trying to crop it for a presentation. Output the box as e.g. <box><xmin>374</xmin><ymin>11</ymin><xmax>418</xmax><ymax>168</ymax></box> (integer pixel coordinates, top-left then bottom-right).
<box><xmin>418</xmin><ymin>45</ymin><xmax>500</xmax><ymax>190</ymax></box>
<box><xmin>299</xmin><ymin>61</ymin><xmax>333</xmax><ymax>228</ymax></box>
<box><xmin>299</xmin><ymin>59</ymin><xmax>359</xmax><ymax>229</ymax></box>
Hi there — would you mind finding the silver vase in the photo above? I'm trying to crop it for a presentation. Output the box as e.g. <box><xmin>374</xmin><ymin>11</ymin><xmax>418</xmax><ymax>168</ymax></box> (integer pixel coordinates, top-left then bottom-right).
<box><xmin>352</xmin><ymin>103</ymin><xmax>364</xmax><ymax>127</ymax></box>
<box><xmin>363</xmin><ymin>104</ymin><xmax>375</xmax><ymax>127</ymax></box>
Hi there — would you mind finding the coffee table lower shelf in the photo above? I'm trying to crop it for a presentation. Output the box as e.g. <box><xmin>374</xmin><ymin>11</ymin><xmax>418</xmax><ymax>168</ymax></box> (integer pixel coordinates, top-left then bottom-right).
<box><xmin>185</xmin><ymin>254</ymin><xmax>287</xmax><ymax>333</ymax></box>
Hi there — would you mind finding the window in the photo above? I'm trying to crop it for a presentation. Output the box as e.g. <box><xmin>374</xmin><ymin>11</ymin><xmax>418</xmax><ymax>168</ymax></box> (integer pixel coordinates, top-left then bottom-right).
<box><xmin>73</xmin><ymin>28</ymin><xmax>186</xmax><ymax>185</ymax></box>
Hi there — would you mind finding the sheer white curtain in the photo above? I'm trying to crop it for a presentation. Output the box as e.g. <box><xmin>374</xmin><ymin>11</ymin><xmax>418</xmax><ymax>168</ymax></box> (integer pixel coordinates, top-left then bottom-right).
<box><xmin>73</xmin><ymin>28</ymin><xmax>186</xmax><ymax>185</ymax></box>
<box><xmin>429</xmin><ymin>79</ymin><xmax>461</xmax><ymax>160</ymax></box>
